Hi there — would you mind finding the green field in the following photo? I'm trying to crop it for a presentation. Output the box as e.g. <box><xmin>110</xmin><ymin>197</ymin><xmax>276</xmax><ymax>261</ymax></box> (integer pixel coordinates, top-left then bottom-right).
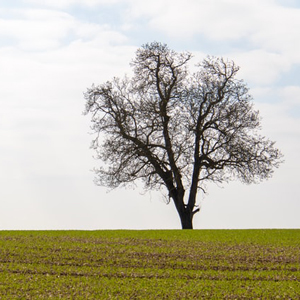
<box><xmin>0</xmin><ymin>230</ymin><xmax>299</xmax><ymax>299</ymax></box>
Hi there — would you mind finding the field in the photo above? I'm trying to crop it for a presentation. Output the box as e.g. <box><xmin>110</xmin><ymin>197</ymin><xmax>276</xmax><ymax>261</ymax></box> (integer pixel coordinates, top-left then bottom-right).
<box><xmin>0</xmin><ymin>230</ymin><xmax>299</xmax><ymax>299</ymax></box>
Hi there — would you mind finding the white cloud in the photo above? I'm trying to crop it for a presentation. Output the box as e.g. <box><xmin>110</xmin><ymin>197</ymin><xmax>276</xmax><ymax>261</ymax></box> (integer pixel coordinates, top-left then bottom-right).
<box><xmin>23</xmin><ymin>0</ymin><xmax>122</xmax><ymax>8</ymax></box>
<box><xmin>228</xmin><ymin>49</ymin><xmax>291</xmax><ymax>86</ymax></box>
<box><xmin>127</xmin><ymin>0</ymin><xmax>300</xmax><ymax>62</ymax></box>
<box><xmin>0</xmin><ymin>9</ymin><xmax>74</xmax><ymax>51</ymax></box>
<box><xmin>0</xmin><ymin>4</ymin><xmax>130</xmax><ymax>52</ymax></box>
<box><xmin>156</xmin><ymin>0</ymin><xmax>259</xmax><ymax>40</ymax></box>
<box><xmin>250</xmin><ymin>4</ymin><xmax>300</xmax><ymax>63</ymax></box>
<box><xmin>126</xmin><ymin>0</ymin><xmax>264</xmax><ymax>38</ymax></box>
<box><xmin>280</xmin><ymin>86</ymin><xmax>300</xmax><ymax>106</ymax></box>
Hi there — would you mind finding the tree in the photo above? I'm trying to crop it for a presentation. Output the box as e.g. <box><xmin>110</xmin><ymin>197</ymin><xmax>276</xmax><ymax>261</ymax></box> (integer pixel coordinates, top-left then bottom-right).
<box><xmin>83</xmin><ymin>42</ymin><xmax>283</xmax><ymax>229</ymax></box>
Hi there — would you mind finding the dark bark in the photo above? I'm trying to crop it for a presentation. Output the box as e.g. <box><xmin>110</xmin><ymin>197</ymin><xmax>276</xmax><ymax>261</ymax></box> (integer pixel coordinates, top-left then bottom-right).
<box><xmin>179</xmin><ymin>207</ymin><xmax>193</xmax><ymax>229</ymax></box>
<box><xmin>172</xmin><ymin>193</ymin><xmax>197</xmax><ymax>229</ymax></box>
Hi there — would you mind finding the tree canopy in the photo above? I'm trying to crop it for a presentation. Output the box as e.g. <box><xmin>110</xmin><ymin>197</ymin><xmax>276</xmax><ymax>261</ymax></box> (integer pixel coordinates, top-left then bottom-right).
<box><xmin>84</xmin><ymin>42</ymin><xmax>283</xmax><ymax>229</ymax></box>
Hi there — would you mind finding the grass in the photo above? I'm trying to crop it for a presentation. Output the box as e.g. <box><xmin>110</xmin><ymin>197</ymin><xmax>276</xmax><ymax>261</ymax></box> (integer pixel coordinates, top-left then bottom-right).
<box><xmin>0</xmin><ymin>229</ymin><xmax>299</xmax><ymax>299</ymax></box>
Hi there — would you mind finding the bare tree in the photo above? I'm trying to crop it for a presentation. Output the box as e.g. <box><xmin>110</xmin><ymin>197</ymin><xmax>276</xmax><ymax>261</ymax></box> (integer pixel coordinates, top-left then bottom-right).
<box><xmin>84</xmin><ymin>42</ymin><xmax>283</xmax><ymax>229</ymax></box>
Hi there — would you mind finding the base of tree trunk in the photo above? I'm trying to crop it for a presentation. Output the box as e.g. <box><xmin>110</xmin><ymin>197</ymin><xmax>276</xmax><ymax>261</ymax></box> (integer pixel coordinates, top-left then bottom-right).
<box><xmin>180</xmin><ymin>211</ymin><xmax>193</xmax><ymax>229</ymax></box>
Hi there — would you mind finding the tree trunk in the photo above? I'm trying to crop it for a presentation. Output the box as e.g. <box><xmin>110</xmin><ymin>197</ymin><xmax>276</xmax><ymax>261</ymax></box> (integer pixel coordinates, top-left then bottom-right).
<box><xmin>171</xmin><ymin>192</ymin><xmax>194</xmax><ymax>229</ymax></box>
<box><xmin>179</xmin><ymin>209</ymin><xmax>193</xmax><ymax>229</ymax></box>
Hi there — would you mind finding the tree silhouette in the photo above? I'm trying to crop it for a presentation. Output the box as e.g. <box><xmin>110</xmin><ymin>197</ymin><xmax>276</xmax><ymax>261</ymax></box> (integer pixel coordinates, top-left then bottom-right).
<box><xmin>84</xmin><ymin>42</ymin><xmax>283</xmax><ymax>229</ymax></box>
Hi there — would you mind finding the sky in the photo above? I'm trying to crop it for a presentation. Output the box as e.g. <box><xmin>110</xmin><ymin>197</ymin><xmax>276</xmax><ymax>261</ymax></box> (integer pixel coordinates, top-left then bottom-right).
<box><xmin>0</xmin><ymin>0</ymin><xmax>299</xmax><ymax>230</ymax></box>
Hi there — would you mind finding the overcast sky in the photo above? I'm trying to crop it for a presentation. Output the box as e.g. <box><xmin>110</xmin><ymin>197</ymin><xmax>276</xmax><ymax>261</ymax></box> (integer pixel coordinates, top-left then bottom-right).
<box><xmin>0</xmin><ymin>0</ymin><xmax>299</xmax><ymax>230</ymax></box>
